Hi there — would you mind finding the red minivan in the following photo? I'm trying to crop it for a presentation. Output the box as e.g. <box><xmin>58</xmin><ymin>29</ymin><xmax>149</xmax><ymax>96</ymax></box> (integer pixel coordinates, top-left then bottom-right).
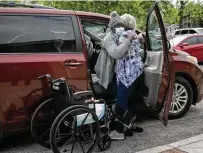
<box><xmin>0</xmin><ymin>3</ymin><xmax>203</xmax><ymax>140</ymax></box>
<box><xmin>170</xmin><ymin>34</ymin><xmax>203</xmax><ymax>63</ymax></box>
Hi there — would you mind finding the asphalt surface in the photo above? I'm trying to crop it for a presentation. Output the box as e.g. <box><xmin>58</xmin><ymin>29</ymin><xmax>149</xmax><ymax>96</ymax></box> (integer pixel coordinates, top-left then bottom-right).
<box><xmin>1</xmin><ymin>67</ymin><xmax>203</xmax><ymax>153</ymax></box>
<box><xmin>0</xmin><ymin>102</ymin><xmax>203</xmax><ymax>153</ymax></box>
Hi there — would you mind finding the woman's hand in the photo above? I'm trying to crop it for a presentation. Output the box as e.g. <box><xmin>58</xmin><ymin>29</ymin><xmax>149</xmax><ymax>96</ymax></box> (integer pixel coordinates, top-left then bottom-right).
<box><xmin>127</xmin><ymin>32</ymin><xmax>137</xmax><ymax>42</ymax></box>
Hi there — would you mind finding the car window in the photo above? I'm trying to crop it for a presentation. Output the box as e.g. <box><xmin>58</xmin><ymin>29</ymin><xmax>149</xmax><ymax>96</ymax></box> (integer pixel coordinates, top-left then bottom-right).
<box><xmin>196</xmin><ymin>29</ymin><xmax>203</xmax><ymax>34</ymax></box>
<box><xmin>183</xmin><ymin>37</ymin><xmax>197</xmax><ymax>45</ymax></box>
<box><xmin>175</xmin><ymin>30</ymin><xmax>181</xmax><ymax>35</ymax></box>
<box><xmin>198</xmin><ymin>36</ymin><xmax>203</xmax><ymax>44</ymax></box>
<box><xmin>180</xmin><ymin>30</ymin><xmax>188</xmax><ymax>35</ymax></box>
<box><xmin>189</xmin><ymin>30</ymin><xmax>197</xmax><ymax>34</ymax></box>
<box><xmin>81</xmin><ymin>20</ymin><xmax>108</xmax><ymax>39</ymax></box>
<box><xmin>0</xmin><ymin>15</ymin><xmax>76</xmax><ymax>53</ymax></box>
<box><xmin>147</xmin><ymin>10</ymin><xmax>163</xmax><ymax>51</ymax></box>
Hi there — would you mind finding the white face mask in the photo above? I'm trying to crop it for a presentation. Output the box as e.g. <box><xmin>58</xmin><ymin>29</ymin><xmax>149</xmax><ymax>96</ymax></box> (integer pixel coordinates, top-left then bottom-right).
<box><xmin>115</xmin><ymin>27</ymin><xmax>125</xmax><ymax>36</ymax></box>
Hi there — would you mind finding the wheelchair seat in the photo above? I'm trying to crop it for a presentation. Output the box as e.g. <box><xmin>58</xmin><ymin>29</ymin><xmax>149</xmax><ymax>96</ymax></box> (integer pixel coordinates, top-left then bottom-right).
<box><xmin>91</xmin><ymin>74</ymin><xmax>116</xmax><ymax>104</ymax></box>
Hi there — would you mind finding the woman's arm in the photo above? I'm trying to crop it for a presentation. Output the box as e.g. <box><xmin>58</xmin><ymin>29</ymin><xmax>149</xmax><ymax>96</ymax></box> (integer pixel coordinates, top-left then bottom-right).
<box><xmin>103</xmin><ymin>35</ymin><xmax>131</xmax><ymax>59</ymax></box>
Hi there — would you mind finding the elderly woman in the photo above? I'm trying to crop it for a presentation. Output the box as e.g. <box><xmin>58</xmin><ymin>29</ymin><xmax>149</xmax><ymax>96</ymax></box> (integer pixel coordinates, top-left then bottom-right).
<box><xmin>94</xmin><ymin>11</ymin><xmax>136</xmax><ymax>92</ymax></box>
<box><xmin>115</xmin><ymin>13</ymin><xmax>144</xmax><ymax>127</ymax></box>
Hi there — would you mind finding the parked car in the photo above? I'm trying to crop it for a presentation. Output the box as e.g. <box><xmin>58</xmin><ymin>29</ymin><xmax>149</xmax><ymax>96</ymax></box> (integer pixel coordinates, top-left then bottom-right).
<box><xmin>172</xmin><ymin>28</ymin><xmax>203</xmax><ymax>37</ymax></box>
<box><xmin>0</xmin><ymin>2</ymin><xmax>203</xmax><ymax>140</ymax></box>
<box><xmin>170</xmin><ymin>34</ymin><xmax>203</xmax><ymax>63</ymax></box>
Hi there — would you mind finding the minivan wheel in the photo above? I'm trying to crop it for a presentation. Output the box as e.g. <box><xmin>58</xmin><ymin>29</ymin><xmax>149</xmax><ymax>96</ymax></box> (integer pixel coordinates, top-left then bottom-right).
<box><xmin>169</xmin><ymin>76</ymin><xmax>193</xmax><ymax>119</ymax></box>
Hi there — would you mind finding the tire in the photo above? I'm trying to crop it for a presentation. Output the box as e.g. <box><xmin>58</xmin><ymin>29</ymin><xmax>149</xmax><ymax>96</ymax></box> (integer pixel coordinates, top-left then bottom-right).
<box><xmin>169</xmin><ymin>76</ymin><xmax>193</xmax><ymax>119</ymax></box>
<box><xmin>31</xmin><ymin>98</ymin><xmax>55</xmax><ymax>149</ymax></box>
<box><xmin>98</xmin><ymin>135</ymin><xmax>111</xmax><ymax>151</ymax></box>
<box><xmin>50</xmin><ymin>105</ymin><xmax>100</xmax><ymax>153</ymax></box>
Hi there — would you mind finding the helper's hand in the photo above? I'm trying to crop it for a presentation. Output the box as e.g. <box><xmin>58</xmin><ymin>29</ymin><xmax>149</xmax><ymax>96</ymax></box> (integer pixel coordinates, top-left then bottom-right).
<box><xmin>127</xmin><ymin>32</ymin><xmax>137</xmax><ymax>42</ymax></box>
<box><xmin>137</xmin><ymin>33</ymin><xmax>145</xmax><ymax>44</ymax></box>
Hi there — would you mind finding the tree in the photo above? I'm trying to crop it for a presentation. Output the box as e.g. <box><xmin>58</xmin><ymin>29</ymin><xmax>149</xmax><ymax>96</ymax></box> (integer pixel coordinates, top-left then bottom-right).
<box><xmin>183</xmin><ymin>1</ymin><xmax>203</xmax><ymax>27</ymax></box>
<box><xmin>33</xmin><ymin>0</ymin><xmax>179</xmax><ymax>30</ymax></box>
<box><xmin>177</xmin><ymin>0</ymin><xmax>189</xmax><ymax>28</ymax></box>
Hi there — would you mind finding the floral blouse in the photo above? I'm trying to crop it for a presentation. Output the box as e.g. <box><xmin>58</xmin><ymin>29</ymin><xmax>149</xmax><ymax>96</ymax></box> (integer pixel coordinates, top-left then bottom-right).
<box><xmin>115</xmin><ymin>30</ymin><xmax>144</xmax><ymax>88</ymax></box>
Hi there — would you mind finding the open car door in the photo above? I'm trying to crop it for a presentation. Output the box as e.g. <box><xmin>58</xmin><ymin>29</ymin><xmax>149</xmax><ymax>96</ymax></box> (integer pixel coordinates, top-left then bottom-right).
<box><xmin>143</xmin><ymin>2</ymin><xmax>175</xmax><ymax>126</ymax></box>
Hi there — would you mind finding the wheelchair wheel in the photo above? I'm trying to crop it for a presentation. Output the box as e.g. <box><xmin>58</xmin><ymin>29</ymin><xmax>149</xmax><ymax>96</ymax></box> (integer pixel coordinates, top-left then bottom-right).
<box><xmin>98</xmin><ymin>135</ymin><xmax>111</xmax><ymax>151</ymax></box>
<box><xmin>31</xmin><ymin>98</ymin><xmax>55</xmax><ymax>149</ymax></box>
<box><xmin>50</xmin><ymin>105</ymin><xmax>100</xmax><ymax>153</ymax></box>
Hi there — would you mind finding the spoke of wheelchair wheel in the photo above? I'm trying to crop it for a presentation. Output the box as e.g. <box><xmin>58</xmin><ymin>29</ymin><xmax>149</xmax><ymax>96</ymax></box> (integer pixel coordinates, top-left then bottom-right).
<box><xmin>79</xmin><ymin>130</ymin><xmax>87</xmax><ymax>142</ymax></box>
<box><xmin>58</xmin><ymin>136</ymin><xmax>73</xmax><ymax>150</ymax></box>
<box><xmin>79</xmin><ymin>137</ymin><xmax>85</xmax><ymax>153</ymax></box>
<box><xmin>80</xmin><ymin>113</ymin><xmax>90</xmax><ymax>127</ymax></box>
<box><xmin>64</xmin><ymin>140</ymin><xmax>94</xmax><ymax>152</ymax></box>
<box><xmin>38</xmin><ymin>127</ymin><xmax>50</xmax><ymax>140</ymax></box>
<box><xmin>71</xmin><ymin>137</ymin><xmax>76</xmax><ymax>153</ymax></box>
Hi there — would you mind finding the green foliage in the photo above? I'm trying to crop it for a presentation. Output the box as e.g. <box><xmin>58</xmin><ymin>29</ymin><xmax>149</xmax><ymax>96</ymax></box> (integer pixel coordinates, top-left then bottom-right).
<box><xmin>28</xmin><ymin>1</ymin><xmax>203</xmax><ymax>29</ymax></box>
<box><xmin>159</xmin><ymin>1</ymin><xmax>179</xmax><ymax>24</ymax></box>
<box><xmin>184</xmin><ymin>1</ymin><xmax>203</xmax><ymax>21</ymax></box>
<box><xmin>35</xmin><ymin>0</ymin><xmax>159</xmax><ymax>30</ymax></box>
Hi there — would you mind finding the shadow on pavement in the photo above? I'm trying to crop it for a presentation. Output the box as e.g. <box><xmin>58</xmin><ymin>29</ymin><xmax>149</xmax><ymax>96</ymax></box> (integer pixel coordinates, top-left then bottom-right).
<box><xmin>0</xmin><ymin>131</ymin><xmax>34</xmax><ymax>151</ymax></box>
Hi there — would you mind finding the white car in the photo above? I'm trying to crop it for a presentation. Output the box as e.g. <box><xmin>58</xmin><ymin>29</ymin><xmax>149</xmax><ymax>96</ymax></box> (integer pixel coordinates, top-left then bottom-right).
<box><xmin>172</xmin><ymin>28</ymin><xmax>203</xmax><ymax>37</ymax></box>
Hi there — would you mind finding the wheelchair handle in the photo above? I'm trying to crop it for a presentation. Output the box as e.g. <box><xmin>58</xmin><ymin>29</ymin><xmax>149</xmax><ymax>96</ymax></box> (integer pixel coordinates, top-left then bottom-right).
<box><xmin>38</xmin><ymin>74</ymin><xmax>51</xmax><ymax>80</ymax></box>
<box><xmin>52</xmin><ymin>77</ymin><xmax>65</xmax><ymax>84</ymax></box>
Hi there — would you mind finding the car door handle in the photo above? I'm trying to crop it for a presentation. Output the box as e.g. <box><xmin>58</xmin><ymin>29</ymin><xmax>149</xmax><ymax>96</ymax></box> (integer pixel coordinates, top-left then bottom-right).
<box><xmin>64</xmin><ymin>61</ymin><xmax>82</xmax><ymax>67</ymax></box>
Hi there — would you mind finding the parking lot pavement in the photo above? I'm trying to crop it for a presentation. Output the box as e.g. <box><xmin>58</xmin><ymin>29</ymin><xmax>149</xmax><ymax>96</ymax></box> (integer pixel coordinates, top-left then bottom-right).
<box><xmin>0</xmin><ymin>101</ymin><xmax>203</xmax><ymax>153</ymax></box>
<box><xmin>136</xmin><ymin>133</ymin><xmax>203</xmax><ymax>153</ymax></box>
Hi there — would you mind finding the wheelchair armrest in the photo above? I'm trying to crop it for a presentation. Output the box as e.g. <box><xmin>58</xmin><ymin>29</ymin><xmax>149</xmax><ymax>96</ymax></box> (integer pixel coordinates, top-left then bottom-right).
<box><xmin>73</xmin><ymin>90</ymin><xmax>93</xmax><ymax>101</ymax></box>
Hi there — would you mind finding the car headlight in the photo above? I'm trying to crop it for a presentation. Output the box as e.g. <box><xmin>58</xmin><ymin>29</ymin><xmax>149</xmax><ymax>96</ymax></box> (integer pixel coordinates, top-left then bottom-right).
<box><xmin>187</xmin><ymin>55</ymin><xmax>198</xmax><ymax>64</ymax></box>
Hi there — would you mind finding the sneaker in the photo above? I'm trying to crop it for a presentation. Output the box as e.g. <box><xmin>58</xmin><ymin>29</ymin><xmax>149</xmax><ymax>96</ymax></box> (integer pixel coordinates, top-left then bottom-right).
<box><xmin>109</xmin><ymin>130</ymin><xmax>124</xmax><ymax>140</ymax></box>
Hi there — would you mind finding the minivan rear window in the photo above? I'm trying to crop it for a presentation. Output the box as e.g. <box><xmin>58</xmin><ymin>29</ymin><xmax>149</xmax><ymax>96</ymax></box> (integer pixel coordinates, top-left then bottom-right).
<box><xmin>0</xmin><ymin>15</ymin><xmax>76</xmax><ymax>53</ymax></box>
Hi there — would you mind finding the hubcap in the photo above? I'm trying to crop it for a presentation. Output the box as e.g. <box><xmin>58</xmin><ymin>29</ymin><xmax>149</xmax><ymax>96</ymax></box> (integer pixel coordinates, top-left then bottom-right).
<box><xmin>169</xmin><ymin>83</ymin><xmax>188</xmax><ymax>114</ymax></box>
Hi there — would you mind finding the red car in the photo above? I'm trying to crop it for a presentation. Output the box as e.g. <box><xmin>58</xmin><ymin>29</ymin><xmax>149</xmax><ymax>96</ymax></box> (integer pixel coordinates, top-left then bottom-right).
<box><xmin>0</xmin><ymin>2</ymin><xmax>203</xmax><ymax>140</ymax></box>
<box><xmin>170</xmin><ymin>34</ymin><xmax>203</xmax><ymax>63</ymax></box>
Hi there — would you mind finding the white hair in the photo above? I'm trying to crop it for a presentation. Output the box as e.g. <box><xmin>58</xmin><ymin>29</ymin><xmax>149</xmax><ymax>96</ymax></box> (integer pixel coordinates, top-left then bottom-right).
<box><xmin>120</xmin><ymin>14</ymin><xmax>136</xmax><ymax>29</ymax></box>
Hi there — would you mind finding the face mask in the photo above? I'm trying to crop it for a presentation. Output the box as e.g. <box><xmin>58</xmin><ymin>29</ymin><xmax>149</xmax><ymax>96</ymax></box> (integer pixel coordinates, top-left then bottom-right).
<box><xmin>115</xmin><ymin>27</ymin><xmax>125</xmax><ymax>36</ymax></box>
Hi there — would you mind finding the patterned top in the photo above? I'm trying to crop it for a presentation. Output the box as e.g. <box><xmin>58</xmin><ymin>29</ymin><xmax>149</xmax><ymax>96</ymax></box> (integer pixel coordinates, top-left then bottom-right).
<box><xmin>115</xmin><ymin>30</ymin><xmax>144</xmax><ymax>88</ymax></box>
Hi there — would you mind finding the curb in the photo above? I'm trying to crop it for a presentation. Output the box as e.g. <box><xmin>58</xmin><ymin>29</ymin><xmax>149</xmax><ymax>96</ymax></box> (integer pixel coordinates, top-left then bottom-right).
<box><xmin>136</xmin><ymin>133</ymin><xmax>203</xmax><ymax>153</ymax></box>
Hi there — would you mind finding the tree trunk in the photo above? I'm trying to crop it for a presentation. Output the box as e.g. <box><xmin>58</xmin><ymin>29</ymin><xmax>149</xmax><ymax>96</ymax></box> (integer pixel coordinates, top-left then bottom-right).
<box><xmin>179</xmin><ymin>0</ymin><xmax>188</xmax><ymax>28</ymax></box>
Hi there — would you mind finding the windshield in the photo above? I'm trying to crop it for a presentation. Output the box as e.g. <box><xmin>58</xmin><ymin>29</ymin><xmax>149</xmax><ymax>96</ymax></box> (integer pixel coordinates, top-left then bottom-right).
<box><xmin>169</xmin><ymin>36</ymin><xmax>186</xmax><ymax>47</ymax></box>
<box><xmin>82</xmin><ymin>21</ymin><xmax>107</xmax><ymax>39</ymax></box>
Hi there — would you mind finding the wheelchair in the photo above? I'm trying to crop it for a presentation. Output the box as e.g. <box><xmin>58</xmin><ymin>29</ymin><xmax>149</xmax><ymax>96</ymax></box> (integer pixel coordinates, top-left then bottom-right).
<box><xmin>31</xmin><ymin>72</ymin><xmax>137</xmax><ymax>153</ymax></box>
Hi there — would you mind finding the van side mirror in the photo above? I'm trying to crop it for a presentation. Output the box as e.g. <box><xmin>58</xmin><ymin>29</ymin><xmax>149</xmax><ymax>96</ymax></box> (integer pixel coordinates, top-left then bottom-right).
<box><xmin>180</xmin><ymin>42</ymin><xmax>189</xmax><ymax>48</ymax></box>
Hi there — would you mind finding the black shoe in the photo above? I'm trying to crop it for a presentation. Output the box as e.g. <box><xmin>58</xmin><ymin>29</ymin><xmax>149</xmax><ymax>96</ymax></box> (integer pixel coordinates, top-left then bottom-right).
<box><xmin>131</xmin><ymin>127</ymin><xmax>143</xmax><ymax>133</ymax></box>
<box><xmin>124</xmin><ymin>129</ymin><xmax>134</xmax><ymax>137</ymax></box>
